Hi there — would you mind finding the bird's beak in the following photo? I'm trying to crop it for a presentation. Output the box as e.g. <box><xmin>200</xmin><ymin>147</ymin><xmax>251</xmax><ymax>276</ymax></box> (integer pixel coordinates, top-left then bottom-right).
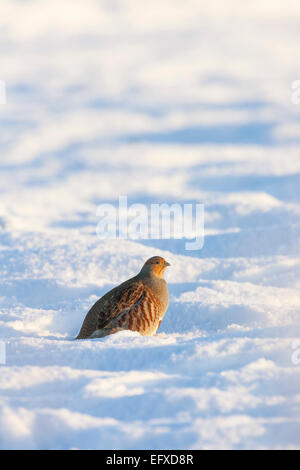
<box><xmin>164</xmin><ymin>261</ymin><xmax>171</xmax><ymax>267</ymax></box>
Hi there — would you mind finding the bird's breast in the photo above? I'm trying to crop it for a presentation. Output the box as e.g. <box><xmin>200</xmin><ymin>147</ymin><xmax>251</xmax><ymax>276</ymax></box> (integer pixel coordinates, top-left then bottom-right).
<box><xmin>144</xmin><ymin>278</ymin><xmax>169</xmax><ymax>315</ymax></box>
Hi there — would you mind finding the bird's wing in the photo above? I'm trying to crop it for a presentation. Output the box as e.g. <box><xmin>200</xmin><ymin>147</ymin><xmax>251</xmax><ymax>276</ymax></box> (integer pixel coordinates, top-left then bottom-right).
<box><xmin>76</xmin><ymin>276</ymin><xmax>145</xmax><ymax>339</ymax></box>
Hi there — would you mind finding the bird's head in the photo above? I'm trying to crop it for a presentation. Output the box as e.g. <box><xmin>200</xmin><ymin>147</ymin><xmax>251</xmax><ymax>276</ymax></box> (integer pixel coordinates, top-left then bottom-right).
<box><xmin>140</xmin><ymin>256</ymin><xmax>171</xmax><ymax>279</ymax></box>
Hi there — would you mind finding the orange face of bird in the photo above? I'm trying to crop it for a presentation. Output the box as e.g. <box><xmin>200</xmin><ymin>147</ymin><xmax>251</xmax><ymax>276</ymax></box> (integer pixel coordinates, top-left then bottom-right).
<box><xmin>144</xmin><ymin>256</ymin><xmax>171</xmax><ymax>278</ymax></box>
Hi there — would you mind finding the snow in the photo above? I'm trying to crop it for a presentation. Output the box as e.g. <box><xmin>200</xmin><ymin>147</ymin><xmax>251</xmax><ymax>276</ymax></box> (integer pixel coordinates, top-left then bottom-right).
<box><xmin>0</xmin><ymin>0</ymin><xmax>300</xmax><ymax>450</ymax></box>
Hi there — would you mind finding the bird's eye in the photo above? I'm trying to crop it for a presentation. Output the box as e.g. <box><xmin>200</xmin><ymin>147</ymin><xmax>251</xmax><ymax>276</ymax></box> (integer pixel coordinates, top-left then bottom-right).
<box><xmin>156</xmin><ymin>261</ymin><xmax>159</xmax><ymax>264</ymax></box>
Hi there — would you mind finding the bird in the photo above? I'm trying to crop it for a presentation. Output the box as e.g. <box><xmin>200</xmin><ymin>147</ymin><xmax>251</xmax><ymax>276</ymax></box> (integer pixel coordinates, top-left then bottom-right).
<box><xmin>76</xmin><ymin>256</ymin><xmax>170</xmax><ymax>339</ymax></box>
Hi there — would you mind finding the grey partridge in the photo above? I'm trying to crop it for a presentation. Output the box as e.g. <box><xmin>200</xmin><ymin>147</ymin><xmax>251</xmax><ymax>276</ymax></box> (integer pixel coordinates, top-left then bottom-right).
<box><xmin>76</xmin><ymin>256</ymin><xmax>170</xmax><ymax>339</ymax></box>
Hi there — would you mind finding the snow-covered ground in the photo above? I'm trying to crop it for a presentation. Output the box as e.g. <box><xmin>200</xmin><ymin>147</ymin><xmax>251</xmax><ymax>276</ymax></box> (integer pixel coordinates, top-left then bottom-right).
<box><xmin>0</xmin><ymin>0</ymin><xmax>300</xmax><ymax>449</ymax></box>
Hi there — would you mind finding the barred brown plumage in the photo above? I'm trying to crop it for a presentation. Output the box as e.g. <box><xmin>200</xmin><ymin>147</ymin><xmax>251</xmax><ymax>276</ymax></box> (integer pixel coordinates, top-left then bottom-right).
<box><xmin>76</xmin><ymin>256</ymin><xmax>170</xmax><ymax>339</ymax></box>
